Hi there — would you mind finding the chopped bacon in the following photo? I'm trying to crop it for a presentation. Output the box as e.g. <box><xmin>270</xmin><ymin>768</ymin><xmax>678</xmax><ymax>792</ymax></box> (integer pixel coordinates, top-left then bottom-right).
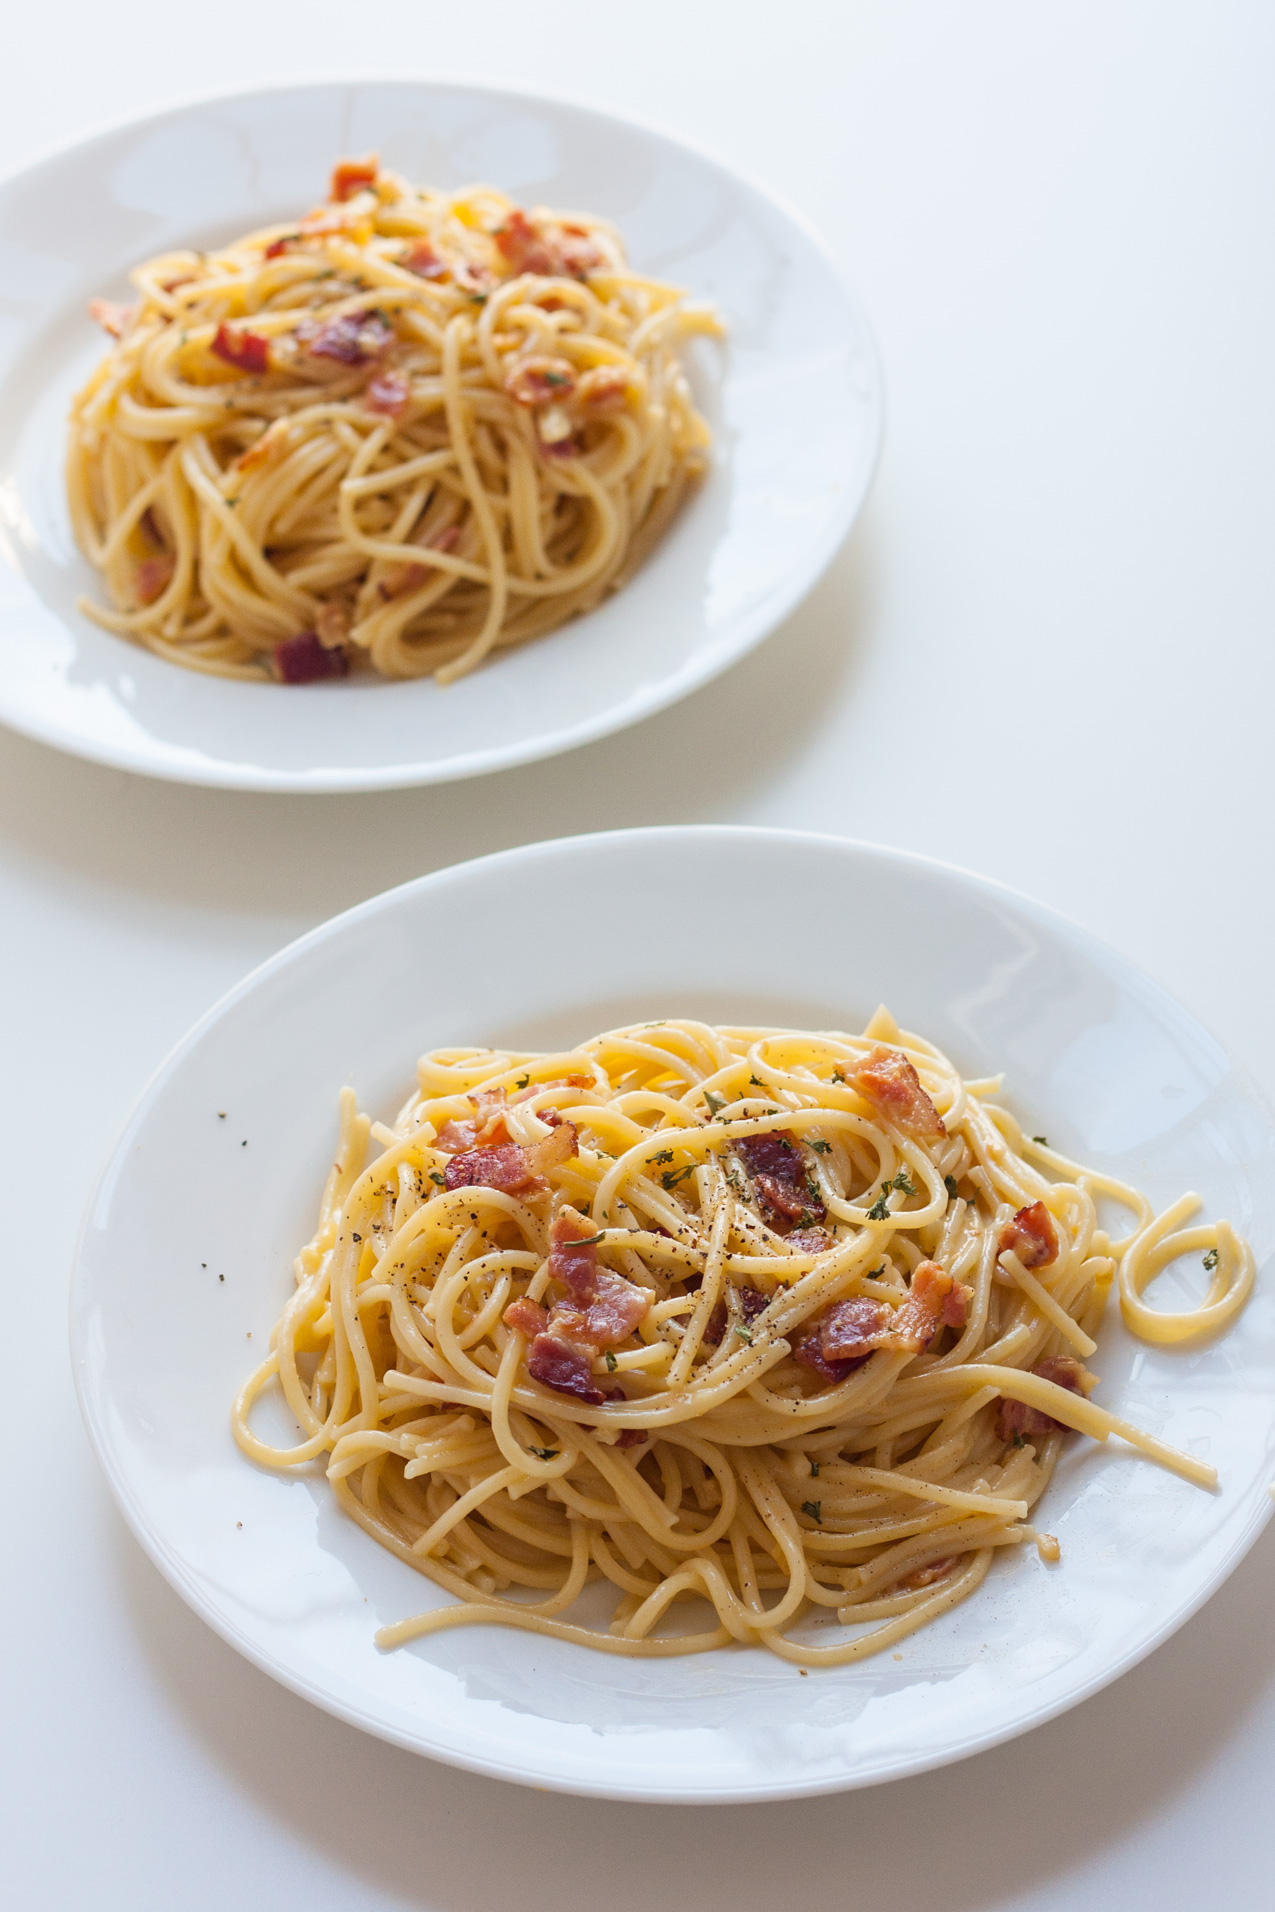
<box><xmin>494</xmin><ymin>208</ymin><xmax>562</xmax><ymax>277</ymax></box>
<box><xmin>890</xmin><ymin>1260</ymin><xmax>964</xmax><ymax>1353</ymax></box>
<box><xmin>998</xmin><ymin>1201</ymin><xmax>1058</xmax><ymax>1270</ymax></box>
<box><xmin>793</xmin><ymin>1330</ymin><xmax>870</xmax><ymax>1383</ymax></box>
<box><xmin>848</xmin><ymin>1046</ymin><xmax>946</xmax><ymax>1140</ymax></box>
<box><xmin>996</xmin><ymin>1353</ymin><xmax>1085</xmax><ymax>1443</ymax></box>
<box><xmin>495</xmin><ymin>209</ymin><xmax>602</xmax><ymax>280</ymax></box>
<box><xmin>503</xmin><ymin>1296</ymin><xmax>549</xmax><ymax>1339</ymax></box>
<box><xmin>443</xmin><ymin>1120</ymin><xmax>577</xmax><ymax>1193</ymax></box>
<box><xmin>275</xmin><ymin>632</ymin><xmax>349</xmax><ymax>684</ymax></box>
<box><xmin>136</xmin><ymin>555</ymin><xmax>174</xmax><ymax>605</ymax></box>
<box><xmin>366</xmin><ymin>371</ymin><xmax>411</xmax><ymax>418</ymax></box>
<box><xmin>615</xmin><ymin>1427</ymin><xmax>647</xmax><ymax>1449</ymax></box>
<box><xmin>942</xmin><ymin>1280</ymin><xmax>969</xmax><ymax>1332</ymax></box>
<box><xmin>576</xmin><ymin>366</ymin><xmax>629</xmax><ymax>412</ymax></box>
<box><xmin>402</xmin><ymin>241</ymin><xmax>447</xmax><ymax>279</ymax></box>
<box><xmin>703</xmin><ymin>1285</ymin><xmax>769</xmax><ymax>1346</ymax></box>
<box><xmin>505</xmin><ymin>356</ymin><xmax>577</xmax><ymax>406</ymax></box>
<box><xmin>300</xmin><ymin>310</ymin><xmax>392</xmax><ymax>366</ymax></box>
<box><xmin>88</xmin><ymin>299</ymin><xmax>135</xmax><ymax>339</ymax></box>
<box><xmin>544</xmin><ymin>1209</ymin><xmax>649</xmax><ymax>1348</ymax></box>
<box><xmin>264</xmin><ymin>235</ymin><xmax>297</xmax><ymax>260</ymax></box>
<box><xmin>787</xmin><ymin>1227</ymin><xmax>833</xmax><ymax>1255</ymax></box>
<box><xmin>736</xmin><ymin>1131</ymin><xmax>825</xmax><ymax>1227</ymax></box>
<box><xmin>539</xmin><ymin>430</ymin><xmax>580</xmax><ymax>461</ymax></box>
<box><xmin>526</xmin><ymin>1334</ymin><xmax>605</xmax><ymax>1406</ymax></box>
<box><xmin>330</xmin><ymin>156</ymin><xmax>379</xmax><ymax>203</ymax></box>
<box><xmin>211</xmin><ymin>324</ymin><xmax>271</xmax><ymax>375</ymax></box>
<box><xmin>548</xmin><ymin>1208</ymin><xmax>602</xmax><ymax>1306</ymax></box>
<box><xmin>821</xmin><ymin>1297</ymin><xmax>890</xmax><ymax>1363</ymax></box>
<box><xmin>898</xmin><ymin>1555</ymin><xmax>962</xmax><ymax>1591</ymax></box>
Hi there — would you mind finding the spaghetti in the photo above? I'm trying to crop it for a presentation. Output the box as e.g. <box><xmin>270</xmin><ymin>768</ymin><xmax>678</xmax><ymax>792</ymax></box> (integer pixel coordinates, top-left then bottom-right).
<box><xmin>233</xmin><ymin>1010</ymin><xmax>1254</xmax><ymax>1666</ymax></box>
<box><xmin>68</xmin><ymin>155</ymin><xmax>719</xmax><ymax>685</ymax></box>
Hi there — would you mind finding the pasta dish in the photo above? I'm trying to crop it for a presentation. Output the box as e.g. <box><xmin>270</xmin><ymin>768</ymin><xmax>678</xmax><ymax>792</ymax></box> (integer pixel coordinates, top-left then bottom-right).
<box><xmin>68</xmin><ymin>156</ymin><xmax>719</xmax><ymax>685</ymax></box>
<box><xmin>233</xmin><ymin>1011</ymin><xmax>1253</xmax><ymax>1667</ymax></box>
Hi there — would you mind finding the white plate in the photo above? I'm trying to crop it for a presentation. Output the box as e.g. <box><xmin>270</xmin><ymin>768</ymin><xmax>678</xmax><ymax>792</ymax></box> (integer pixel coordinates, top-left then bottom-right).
<box><xmin>0</xmin><ymin>79</ymin><xmax>880</xmax><ymax>792</ymax></box>
<box><xmin>69</xmin><ymin>829</ymin><xmax>1275</xmax><ymax>1800</ymax></box>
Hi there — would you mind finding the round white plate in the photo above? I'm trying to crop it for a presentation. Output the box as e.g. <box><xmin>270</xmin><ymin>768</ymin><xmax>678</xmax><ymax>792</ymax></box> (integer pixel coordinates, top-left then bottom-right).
<box><xmin>0</xmin><ymin>79</ymin><xmax>880</xmax><ymax>792</ymax></box>
<box><xmin>70</xmin><ymin>829</ymin><xmax>1275</xmax><ymax>1800</ymax></box>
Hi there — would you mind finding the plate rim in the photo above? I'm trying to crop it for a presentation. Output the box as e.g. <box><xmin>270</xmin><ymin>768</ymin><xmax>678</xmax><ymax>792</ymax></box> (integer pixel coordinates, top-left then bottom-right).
<box><xmin>68</xmin><ymin>826</ymin><xmax>1275</xmax><ymax>1799</ymax></box>
<box><xmin>0</xmin><ymin>73</ymin><xmax>884</xmax><ymax>794</ymax></box>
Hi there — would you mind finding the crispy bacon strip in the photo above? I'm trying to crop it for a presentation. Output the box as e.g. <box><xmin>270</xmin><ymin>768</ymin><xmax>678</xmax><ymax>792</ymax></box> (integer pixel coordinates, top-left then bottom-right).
<box><xmin>212</xmin><ymin>324</ymin><xmax>270</xmax><ymax>375</ymax></box>
<box><xmin>366</xmin><ymin>371</ymin><xmax>411</xmax><ymax>418</ymax></box>
<box><xmin>898</xmin><ymin>1555</ymin><xmax>963</xmax><ymax>1591</ymax></box>
<box><xmin>849</xmin><ymin>1046</ymin><xmax>946</xmax><ymax>1139</ymax></box>
<box><xmin>330</xmin><ymin>155</ymin><xmax>379</xmax><ymax>202</ymax></box>
<box><xmin>736</xmin><ymin>1131</ymin><xmax>825</xmax><ymax>1227</ymax></box>
<box><xmin>889</xmin><ymin>1260</ymin><xmax>966</xmax><ymax>1352</ymax></box>
<box><xmin>443</xmin><ymin>1120</ymin><xmax>577</xmax><ymax>1193</ymax></box>
<box><xmin>526</xmin><ymin>1335</ymin><xmax>604</xmax><ymax>1406</ymax></box>
<box><xmin>505</xmin><ymin>356</ymin><xmax>577</xmax><ymax>405</ymax></box>
<box><xmin>88</xmin><ymin>299</ymin><xmax>135</xmax><ymax>339</ymax></box>
<box><xmin>275</xmin><ymin>633</ymin><xmax>349</xmax><ymax>684</ymax></box>
<box><xmin>402</xmin><ymin>240</ymin><xmax>446</xmax><ymax>279</ymax></box>
<box><xmin>704</xmin><ymin>1284</ymin><xmax>770</xmax><ymax>1346</ymax></box>
<box><xmin>998</xmin><ymin>1201</ymin><xmax>1058</xmax><ymax>1269</ymax></box>
<box><xmin>301</xmin><ymin>311</ymin><xmax>392</xmax><ymax>366</ymax></box>
<box><xmin>821</xmin><ymin>1297</ymin><xmax>891</xmax><ymax>1363</ymax></box>
<box><xmin>503</xmin><ymin>1297</ymin><xmax>549</xmax><ymax>1339</ymax></box>
<box><xmin>996</xmin><ymin>1354</ymin><xmax>1086</xmax><ymax>1443</ymax></box>
<box><xmin>135</xmin><ymin>555</ymin><xmax>174</xmax><ymax>605</ymax></box>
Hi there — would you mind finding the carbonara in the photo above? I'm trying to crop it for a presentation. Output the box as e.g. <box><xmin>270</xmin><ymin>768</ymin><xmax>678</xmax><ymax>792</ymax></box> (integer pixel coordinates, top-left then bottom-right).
<box><xmin>233</xmin><ymin>1010</ymin><xmax>1254</xmax><ymax>1666</ymax></box>
<box><xmin>68</xmin><ymin>156</ymin><xmax>719</xmax><ymax>685</ymax></box>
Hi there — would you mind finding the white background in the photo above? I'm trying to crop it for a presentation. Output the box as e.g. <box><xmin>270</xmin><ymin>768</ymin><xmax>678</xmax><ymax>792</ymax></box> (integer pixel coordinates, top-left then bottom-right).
<box><xmin>4</xmin><ymin>3</ymin><xmax>1273</xmax><ymax>1906</ymax></box>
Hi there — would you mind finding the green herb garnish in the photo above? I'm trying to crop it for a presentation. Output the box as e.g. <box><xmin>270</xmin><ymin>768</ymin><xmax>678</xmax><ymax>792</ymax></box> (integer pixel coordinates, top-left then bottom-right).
<box><xmin>604</xmin><ymin>1350</ymin><xmax>618</xmax><ymax>1371</ymax></box>
<box><xmin>429</xmin><ymin>1171</ymin><xmax>446</xmax><ymax>1187</ymax></box>
<box><xmin>944</xmin><ymin>1174</ymin><xmax>959</xmax><ymax>1198</ymax></box>
<box><xmin>528</xmin><ymin>1445</ymin><xmax>558</xmax><ymax>1461</ymax></box>
<box><xmin>867</xmin><ymin>1183</ymin><xmax>893</xmax><ymax>1222</ymax></box>
<box><xmin>801</xmin><ymin>1500</ymin><xmax>822</xmax><ymax>1524</ymax></box>
<box><xmin>1203</xmin><ymin>1247</ymin><xmax>1219</xmax><ymax>1271</ymax></box>
<box><xmin>1032</xmin><ymin>1135</ymin><xmax>1049</xmax><ymax>1147</ymax></box>
<box><xmin>704</xmin><ymin>1091</ymin><xmax>725</xmax><ymax>1117</ymax></box>
<box><xmin>810</xmin><ymin>1138</ymin><xmax>832</xmax><ymax>1154</ymax></box>
<box><xmin>734</xmin><ymin>1325</ymin><xmax>753</xmax><ymax>1344</ymax></box>
<box><xmin>810</xmin><ymin>1460</ymin><xmax>821</xmax><ymax>1478</ymax></box>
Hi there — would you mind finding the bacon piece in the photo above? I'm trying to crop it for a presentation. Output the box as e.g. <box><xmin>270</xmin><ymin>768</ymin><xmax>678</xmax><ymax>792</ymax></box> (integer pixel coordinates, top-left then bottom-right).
<box><xmin>736</xmin><ymin>1131</ymin><xmax>825</xmax><ymax>1227</ymax></box>
<box><xmin>505</xmin><ymin>356</ymin><xmax>577</xmax><ymax>405</ymax></box>
<box><xmin>544</xmin><ymin>1209</ymin><xmax>649</xmax><ymax>1348</ymax></box>
<box><xmin>495</xmin><ymin>209</ymin><xmax>602</xmax><ymax>280</ymax></box>
<box><xmin>998</xmin><ymin>1201</ymin><xmax>1058</xmax><ymax>1270</ymax></box>
<box><xmin>996</xmin><ymin>1353</ymin><xmax>1085</xmax><ymax>1443</ymax></box>
<box><xmin>539</xmin><ymin>430</ymin><xmax>580</xmax><ymax>461</ymax></box>
<box><xmin>275</xmin><ymin>632</ymin><xmax>349</xmax><ymax>684</ymax></box>
<box><xmin>793</xmin><ymin>1329</ymin><xmax>870</xmax><ymax>1383</ymax></box>
<box><xmin>526</xmin><ymin>1334</ymin><xmax>605</xmax><ymax>1406</ymax></box>
<box><xmin>703</xmin><ymin>1285</ymin><xmax>769</xmax><ymax>1346</ymax></box>
<box><xmin>787</xmin><ymin>1227</ymin><xmax>833</xmax><ymax>1255</ymax></box>
<box><xmin>504</xmin><ymin>1296</ymin><xmax>549</xmax><ymax>1338</ymax></box>
<box><xmin>212</xmin><ymin>324</ymin><xmax>271</xmax><ymax>375</ymax></box>
<box><xmin>443</xmin><ymin>1120</ymin><xmax>577</xmax><ymax>1193</ymax></box>
<box><xmin>89</xmin><ymin>299</ymin><xmax>135</xmax><ymax>339</ymax></box>
<box><xmin>615</xmin><ymin>1427</ymin><xmax>647</xmax><ymax>1449</ymax></box>
<box><xmin>576</xmin><ymin>366</ymin><xmax>629</xmax><ymax>412</ymax></box>
<box><xmin>942</xmin><ymin>1281</ymin><xmax>969</xmax><ymax>1332</ymax></box>
<box><xmin>402</xmin><ymin>240</ymin><xmax>447</xmax><ymax>279</ymax></box>
<box><xmin>547</xmin><ymin>1208</ymin><xmax>601</xmax><ymax>1305</ymax></box>
<box><xmin>821</xmin><ymin>1297</ymin><xmax>890</xmax><ymax>1363</ymax></box>
<box><xmin>848</xmin><ymin>1046</ymin><xmax>946</xmax><ymax>1140</ymax></box>
<box><xmin>330</xmin><ymin>155</ymin><xmax>378</xmax><ymax>202</ymax></box>
<box><xmin>898</xmin><ymin>1555</ymin><xmax>962</xmax><ymax>1591</ymax></box>
<box><xmin>494</xmin><ymin>208</ymin><xmax>562</xmax><ymax>277</ymax></box>
<box><xmin>366</xmin><ymin>371</ymin><xmax>411</xmax><ymax>418</ymax></box>
<box><xmin>264</xmin><ymin>235</ymin><xmax>297</xmax><ymax>260</ymax></box>
<box><xmin>889</xmin><ymin>1260</ymin><xmax>962</xmax><ymax>1353</ymax></box>
<box><xmin>301</xmin><ymin>310</ymin><xmax>393</xmax><ymax>366</ymax></box>
<box><xmin>136</xmin><ymin>555</ymin><xmax>174</xmax><ymax>604</ymax></box>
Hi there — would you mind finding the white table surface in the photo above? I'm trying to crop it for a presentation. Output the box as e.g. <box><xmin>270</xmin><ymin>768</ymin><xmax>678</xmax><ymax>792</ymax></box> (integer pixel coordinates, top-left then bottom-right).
<box><xmin>5</xmin><ymin>4</ymin><xmax>1273</xmax><ymax>1905</ymax></box>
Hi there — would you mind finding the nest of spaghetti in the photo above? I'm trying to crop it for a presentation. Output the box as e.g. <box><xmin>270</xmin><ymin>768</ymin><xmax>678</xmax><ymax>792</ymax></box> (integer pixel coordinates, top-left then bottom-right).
<box><xmin>234</xmin><ymin>1013</ymin><xmax>1252</xmax><ymax>1667</ymax></box>
<box><xmin>68</xmin><ymin>155</ymin><xmax>720</xmax><ymax>685</ymax></box>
